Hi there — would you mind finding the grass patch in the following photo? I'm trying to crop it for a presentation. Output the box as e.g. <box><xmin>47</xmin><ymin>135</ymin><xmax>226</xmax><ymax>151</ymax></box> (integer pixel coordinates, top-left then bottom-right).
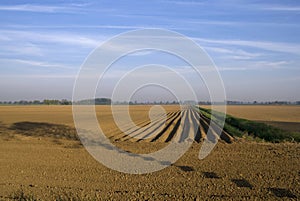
<box><xmin>198</xmin><ymin>107</ymin><xmax>300</xmax><ymax>143</ymax></box>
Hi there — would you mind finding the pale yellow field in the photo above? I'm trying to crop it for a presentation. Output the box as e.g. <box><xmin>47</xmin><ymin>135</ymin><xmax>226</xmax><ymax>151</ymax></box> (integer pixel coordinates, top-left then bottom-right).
<box><xmin>0</xmin><ymin>105</ymin><xmax>75</xmax><ymax>126</ymax></box>
<box><xmin>201</xmin><ymin>105</ymin><xmax>300</xmax><ymax>122</ymax></box>
<box><xmin>0</xmin><ymin>105</ymin><xmax>180</xmax><ymax>127</ymax></box>
<box><xmin>1</xmin><ymin>105</ymin><xmax>298</xmax><ymax>126</ymax></box>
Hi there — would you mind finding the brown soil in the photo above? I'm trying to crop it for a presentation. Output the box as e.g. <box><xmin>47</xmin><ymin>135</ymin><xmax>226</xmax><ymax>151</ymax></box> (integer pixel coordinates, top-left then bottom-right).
<box><xmin>0</xmin><ymin>106</ymin><xmax>299</xmax><ymax>200</ymax></box>
<box><xmin>258</xmin><ymin>121</ymin><xmax>300</xmax><ymax>132</ymax></box>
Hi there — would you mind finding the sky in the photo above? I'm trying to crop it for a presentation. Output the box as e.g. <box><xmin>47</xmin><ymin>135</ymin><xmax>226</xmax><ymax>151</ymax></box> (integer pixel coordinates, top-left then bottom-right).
<box><xmin>0</xmin><ymin>0</ymin><xmax>300</xmax><ymax>102</ymax></box>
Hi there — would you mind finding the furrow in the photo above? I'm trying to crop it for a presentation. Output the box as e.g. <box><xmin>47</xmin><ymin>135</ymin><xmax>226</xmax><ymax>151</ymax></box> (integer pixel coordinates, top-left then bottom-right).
<box><xmin>173</xmin><ymin>110</ymin><xmax>188</xmax><ymax>143</ymax></box>
<box><xmin>137</xmin><ymin>111</ymin><xmax>180</xmax><ymax>142</ymax></box>
<box><xmin>199</xmin><ymin>109</ymin><xmax>234</xmax><ymax>143</ymax></box>
<box><xmin>109</xmin><ymin>112</ymin><xmax>171</xmax><ymax>141</ymax></box>
<box><xmin>163</xmin><ymin>111</ymin><xmax>183</xmax><ymax>142</ymax></box>
<box><xmin>198</xmin><ymin>111</ymin><xmax>220</xmax><ymax>142</ymax></box>
<box><xmin>117</xmin><ymin>112</ymin><xmax>175</xmax><ymax>141</ymax></box>
<box><xmin>126</xmin><ymin>112</ymin><xmax>178</xmax><ymax>142</ymax></box>
<box><xmin>149</xmin><ymin>111</ymin><xmax>181</xmax><ymax>142</ymax></box>
<box><xmin>190</xmin><ymin>108</ymin><xmax>203</xmax><ymax>142</ymax></box>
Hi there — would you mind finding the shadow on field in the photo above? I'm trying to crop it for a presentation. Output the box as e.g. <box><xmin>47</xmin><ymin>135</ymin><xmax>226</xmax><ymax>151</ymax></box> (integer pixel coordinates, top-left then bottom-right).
<box><xmin>10</xmin><ymin>121</ymin><xmax>79</xmax><ymax>141</ymax></box>
<box><xmin>202</xmin><ymin>171</ymin><xmax>221</xmax><ymax>179</ymax></box>
<box><xmin>231</xmin><ymin>178</ymin><xmax>253</xmax><ymax>189</ymax></box>
<box><xmin>268</xmin><ymin>187</ymin><xmax>297</xmax><ymax>199</ymax></box>
<box><xmin>177</xmin><ymin>166</ymin><xmax>194</xmax><ymax>172</ymax></box>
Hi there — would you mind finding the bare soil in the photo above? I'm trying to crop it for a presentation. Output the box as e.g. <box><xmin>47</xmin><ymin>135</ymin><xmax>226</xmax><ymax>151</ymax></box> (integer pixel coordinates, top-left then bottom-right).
<box><xmin>201</xmin><ymin>105</ymin><xmax>300</xmax><ymax>122</ymax></box>
<box><xmin>0</xmin><ymin>106</ymin><xmax>299</xmax><ymax>200</ymax></box>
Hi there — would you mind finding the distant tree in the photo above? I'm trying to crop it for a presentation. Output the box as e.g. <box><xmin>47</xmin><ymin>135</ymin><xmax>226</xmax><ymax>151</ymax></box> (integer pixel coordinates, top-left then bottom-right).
<box><xmin>61</xmin><ymin>99</ymin><xmax>71</xmax><ymax>105</ymax></box>
<box><xmin>19</xmin><ymin>100</ymin><xmax>28</xmax><ymax>105</ymax></box>
<box><xmin>33</xmin><ymin>100</ymin><xmax>41</xmax><ymax>105</ymax></box>
<box><xmin>43</xmin><ymin>99</ymin><xmax>50</xmax><ymax>105</ymax></box>
<box><xmin>95</xmin><ymin>98</ymin><xmax>111</xmax><ymax>105</ymax></box>
<box><xmin>51</xmin><ymin>100</ymin><xmax>60</xmax><ymax>105</ymax></box>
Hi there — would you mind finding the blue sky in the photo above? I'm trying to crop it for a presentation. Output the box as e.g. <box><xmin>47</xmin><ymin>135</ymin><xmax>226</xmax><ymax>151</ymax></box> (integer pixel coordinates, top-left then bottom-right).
<box><xmin>0</xmin><ymin>0</ymin><xmax>300</xmax><ymax>101</ymax></box>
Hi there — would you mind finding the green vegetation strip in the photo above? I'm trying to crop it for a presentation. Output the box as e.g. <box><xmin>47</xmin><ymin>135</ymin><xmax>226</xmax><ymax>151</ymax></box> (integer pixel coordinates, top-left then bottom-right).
<box><xmin>197</xmin><ymin>107</ymin><xmax>300</xmax><ymax>143</ymax></box>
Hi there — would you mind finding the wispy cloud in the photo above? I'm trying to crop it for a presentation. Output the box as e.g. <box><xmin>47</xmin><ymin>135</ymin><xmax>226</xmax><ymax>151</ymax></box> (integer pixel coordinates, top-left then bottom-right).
<box><xmin>218</xmin><ymin>60</ymin><xmax>297</xmax><ymax>72</ymax></box>
<box><xmin>0</xmin><ymin>4</ymin><xmax>77</xmax><ymax>13</ymax></box>
<box><xmin>1</xmin><ymin>58</ymin><xmax>73</xmax><ymax>69</ymax></box>
<box><xmin>182</xmin><ymin>19</ymin><xmax>299</xmax><ymax>27</ymax></box>
<box><xmin>0</xmin><ymin>30</ymin><xmax>102</xmax><ymax>48</ymax></box>
<box><xmin>162</xmin><ymin>0</ymin><xmax>205</xmax><ymax>6</ymax></box>
<box><xmin>253</xmin><ymin>61</ymin><xmax>292</xmax><ymax>69</ymax></box>
<box><xmin>0</xmin><ymin>74</ymin><xmax>76</xmax><ymax>79</ymax></box>
<box><xmin>218</xmin><ymin>67</ymin><xmax>248</xmax><ymax>71</ymax></box>
<box><xmin>0</xmin><ymin>3</ymin><xmax>97</xmax><ymax>14</ymax></box>
<box><xmin>205</xmin><ymin>46</ymin><xmax>262</xmax><ymax>60</ymax></box>
<box><xmin>127</xmin><ymin>50</ymin><xmax>155</xmax><ymax>56</ymax></box>
<box><xmin>1</xmin><ymin>24</ymin><xmax>154</xmax><ymax>30</ymax></box>
<box><xmin>0</xmin><ymin>43</ymin><xmax>43</xmax><ymax>56</ymax></box>
<box><xmin>16</xmin><ymin>59</ymin><xmax>72</xmax><ymax>69</ymax></box>
<box><xmin>195</xmin><ymin>38</ymin><xmax>300</xmax><ymax>55</ymax></box>
<box><xmin>261</xmin><ymin>5</ymin><xmax>300</xmax><ymax>12</ymax></box>
<box><xmin>186</xmin><ymin>20</ymin><xmax>241</xmax><ymax>26</ymax></box>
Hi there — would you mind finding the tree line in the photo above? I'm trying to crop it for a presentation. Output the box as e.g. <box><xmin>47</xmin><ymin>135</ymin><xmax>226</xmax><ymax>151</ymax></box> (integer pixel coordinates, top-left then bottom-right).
<box><xmin>0</xmin><ymin>99</ymin><xmax>299</xmax><ymax>105</ymax></box>
<box><xmin>0</xmin><ymin>99</ymin><xmax>72</xmax><ymax>105</ymax></box>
